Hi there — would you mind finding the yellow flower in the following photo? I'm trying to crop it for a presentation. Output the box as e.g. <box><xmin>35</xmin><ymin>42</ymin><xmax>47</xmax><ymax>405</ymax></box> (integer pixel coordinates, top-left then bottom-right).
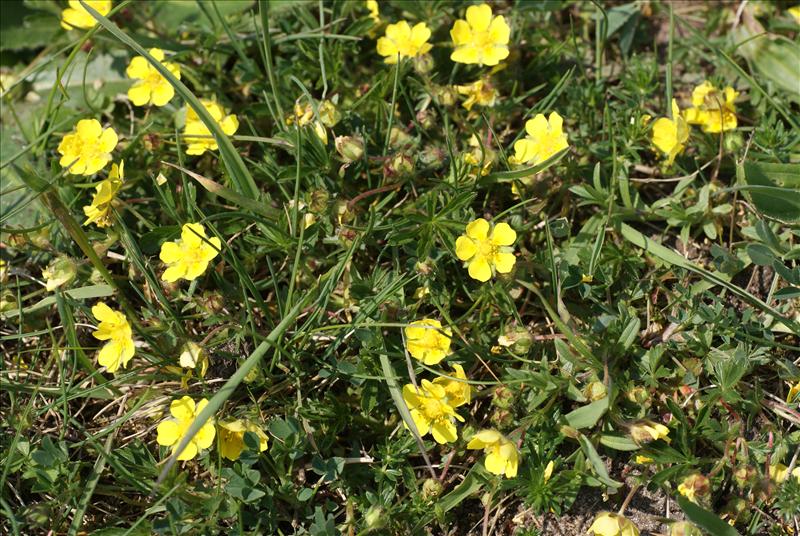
<box><xmin>455</xmin><ymin>218</ymin><xmax>516</xmax><ymax>282</ymax></box>
<box><xmin>466</xmin><ymin>429</ymin><xmax>519</xmax><ymax>478</ymax></box>
<box><xmin>402</xmin><ymin>379</ymin><xmax>464</xmax><ymax>444</ymax></box>
<box><xmin>455</xmin><ymin>78</ymin><xmax>498</xmax><ymax>111</ymax></box>
<box><xmin>61</xmin><ymin>0</ymin><xmax>111</xmax><ymax>30</ymax></box>
<box><xmin>376</xmin><ymin>21</ymin><xmax>433</xmax><ymax>64</ymax></box>
<box><xmin>179</xmin><ymin>341</ymin><xmax>208</xmax><ymax>378</ymax></box>
<box><xmin>683</xmin><ymin>81</ymin><xmax>738</xmax><ymax>133</ymax></box>
<box><xmin>183</xmin><ymin>100</ymin><xmax>239</xmax><ymax>155</ymax></box>
<box><xmin>463</xmin><ymin>133</ymin><xmax>496</xmax><ymax>177</ymax></box>
<box><xmin>786</xmin><ymin>381</ymin><xmax>800</xmax><ymax>403</ymax></box>
<box><xmin>677</xmin><ymin>473</ymin><xmax>710</xmax><ymax>503</ymax></box>
<box><xmin>543</xmin><ymin>460</ymin><xmax>554</xmax><ymax>483</ymax></box>
<box><xmin>790</xmin><ymin>6</ymin><xmax>800</xmax><ymax>23</ymax></box>
<box><xmin>91</xmin><ymin>302</ymin><xmax>134</xmax><ymax>373</ymax></box>
<box><xmin>126</xmin><ymin>48</ymin><xmax>180</xmax><ymax>107</ymax></box>
<box><xmin>433</xmin><ymin>363</ymin><xmax>472</xmax><ymax>407</ymax></box>
<box><xmin>588</xmin><ymin>512</ymin><xmax>640</xmax><ymax>536</ymax></box>
<box><xmin>42</xmin><ymin>256</ymin><xmax>77</xmax><ymax>292</ymax></box>
<box><xmin>635</xmin><ymin>455</ymin><xmax>654</xmax><ymax>464</ymax></box>
<box><xmin>450</xmin><ymin>4</ymin><xmax>511</xmax><ymax>66</ymax></box>
<box><xmin>218</xmin><ymin>419</ymin><xmax>270</xmax><ymax>460</ymax></box>
<box><xmin>365</xmin><ymin>0</ymin><xmax>379</xmax><ymax>22</ymax></box>
<box><xmin>629</xmin><ymin>419</ymin><xmax>670</xmax><ymax>444</ymax></box>
<box><xmin>57</xmin><ymin>119</ymin><xmax>118</xmax><ymax>175</ymax></box>
<box><xmin>510</xmin><ymin>111</ymin><xmax>568</xmax><ymax>166</ymax></box>
<box><xmin>769</xmin><ymin>463</ymin><xmax>800</xmax><ymax>483</ymax></box>
<box><xmin>156</xmin><ymin>396</ymin><xmax>216</xmax><ymax>461</ymax></box>
<box><xmin>83</xmin><ymin>160</ymin><xmax>124</xmax><ymax>227</ymax></box>
<box><xmin>159</xmin><ymin>222</ymin><xmax>221</xmax><ymax>282</ymax></box>
<box><xmin>652</xmin><ymin>99</ymin><xmax>689</xmax><ymax>165</ymax></box>
<box><xmin>404</xmin><ymin>318</ymin><xmax>452</xmax><ymax>365</ymax></box>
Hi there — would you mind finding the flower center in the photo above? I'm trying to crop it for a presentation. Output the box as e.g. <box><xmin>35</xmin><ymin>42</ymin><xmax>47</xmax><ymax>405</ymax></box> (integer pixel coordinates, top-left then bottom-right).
<box><xmin>478</xmin><ymin>239</ymin><xmax>497</xmax><ymax>259</ymax></box>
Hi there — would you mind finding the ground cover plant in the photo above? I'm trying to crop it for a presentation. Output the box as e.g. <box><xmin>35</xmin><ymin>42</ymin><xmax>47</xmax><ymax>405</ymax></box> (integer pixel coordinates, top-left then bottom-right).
<box><xmin>1</xmin><ymin>0</ymin><xmax>799</xmax><ymax>534</ymax></box>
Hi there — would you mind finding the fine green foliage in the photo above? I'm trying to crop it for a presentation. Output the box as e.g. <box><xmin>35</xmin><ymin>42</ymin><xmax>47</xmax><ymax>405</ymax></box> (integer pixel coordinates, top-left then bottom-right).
<box><xmin>2</xmin><ymin>1</ymin><xmax>799</xmax><ymax>535</ymax></box>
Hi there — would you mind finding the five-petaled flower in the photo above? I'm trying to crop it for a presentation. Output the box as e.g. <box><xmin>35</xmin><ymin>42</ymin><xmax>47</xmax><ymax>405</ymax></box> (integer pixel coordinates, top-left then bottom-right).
<box><xmin>218</xmin><ymin>419</ymin><xmax>270</xmax><ymax>461</ymax></box>
<box><xmin>91</xmin><ymin>302</ymin><xmax>134</xmax><ymax>373</ymax></box>
<box><xmin>683</xmin><ymin>81</ymin><xmax>738</xmax><ymax>133</ymax></box>
<box><xmin>61</xmin><ymin>0</ymin><xmax>111</xmax><ymax>30</ymax></box>
<box><xmin>433</xmin><ymin>363</ymin><xmax>472</xmax><ymax>408</ymax></box>
<box><xmin>159</xmin><ymin>223</ymin><xmax>221</xmax><ymax>282</ymax></box>
<box><xmin>510</xmin><ymin>111</ymin><xmax>568</xmax><ymax>166</ymax></box>
<box><xmin>183</xmin><ymin>100</ymin><xmax>239</xmax><ymax>155</ymax></box>
<box><xmin>466</xmin><ymin>429</ymin><xmax>519</xmax><ymax>478</ymax></box>
<box><xmin>83</xmin><ymin>160</ymin><xmax>124</xmax><ymax>227</ymax></box>
<box><xmin>588</xmin><ymin>512</ymin><xmax>640</xmax><ymax>536</ymax></box>
<box><xmin>651</xmin><ymin>99</ymin><xmax>689</xmax><ymax>165</ymax></box>
<box><xmin>455</xmin><ymin>218</ymin><xmax>516</xmax><ymax>282</ymax></box>
<box><xmin>376</xmin><ymin>21</ymin><xmax>433</xmax><ymax>64</ymax></box>
<box><xmin>402</xmin><ymin>380</ymin><xmax>464</xmax><ymax>444</ymax></box>
<box><xmin>404</xmin><ymin>319</ymin><xmax>452</xmax><ymax>365</ymax></box>
<box><xmin>126</xmin><ymin>48</ymin><xmax>181</xmax><ymax>107</ymax></box>
<box><xmin>58</xmin><ymin>119</ymin><xmax>118</xmax><ymax>175</ymax></box>
<box><xmin>455</xmin><ymin>78</ymin><xmax>498</xmax><ymax>111</ymax></box>
<box><xmin>450</xmin><ymin>4</ymin><xmax>510</xmax><ymax>66</ymax></box>
<box><xmin>156</xmin><ymin>396</ymin><xmax>216</xmax><ymax>461</ymax></box>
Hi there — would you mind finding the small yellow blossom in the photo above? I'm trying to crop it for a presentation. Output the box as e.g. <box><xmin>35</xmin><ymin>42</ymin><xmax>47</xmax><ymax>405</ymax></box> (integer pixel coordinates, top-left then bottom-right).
<box><xmin>156</xmin><ymin>396</ymin><xmax>216</xmax><ymax>461</ymax></box>
<box><xmin>790</xmin><ymin>6</ymin><xmax>800</xmax><ymax>23</ymax></box>
<box><xmin>629</xmin><ymin>419</ymin><xmax>670</xmax><ymax>444</ymax></box>
<box><xmin>376</xmin><ymin>21</ymin><xmax>432</xmax><ymax>64</ymax></box>
<box><xmin>218</xmin><ymin>419</ymin><xmax>270</xmax><ymax>460</ymax></box>
<box><xmin>365</xmin><ymin>0</ymin><xmax>379</xmax><ymax>22</ymax></box>
<box><xmin>450</xmin><ymin>4</ymin><xmax>510</xmax><ymax>66</ymax></box>
<box><xmin>543</xmin><ymin>460</ymin><xmax>554</xmax><ymax>483</ymax></box>
<box><xmin>466</xmin><ymin>429</ymin><xmax>519</xmax><ymax>478</ymax></box>
<box><xmin>91</xmin><ymin>302</ymin><xmax>134</xmax><ymax>373</ymax></box>
<box><xmin>463</xmin><ymin>133</ymin><xmax>496</xmax><ymax>177</ymax></box>
<box><xmin>455</xmin><ymin>218</ymin><xmax>516</xmax><ymax>282</ymax></box>
<box><xmin>402</xmin><ymin>380</ymin><xmax>464</xmax><ymax>444</ymax></box>
<box><xmin>588</xmin><ymin>512</ymin><xmax>640</xmax><ymax>536</ymax></box>
<box><xmin>455</xmin><ymin>78</ymin><xmax>498</xmax><ymax>111</ymax></box>
<box><xmin>61</xmin><ymin>0</ymin><xmax>111</xmax><ymax>30</ymax></box>
<box><xmin>769</xmin><ymin>463</ymin><xmax>800</xmax><ymax>483</ymax></box>
<box><xmin>183</xmin><ymin>100</ymin><xmax>239</xmax><ymax>155</ymax></box>
<box><xmin>42</xmin><ymin>256</ymin><xmax>77</xmax><ymax>292</ymax></box>
<box><xmin>179</xmin><ymin>341</ymin><xmax>208</xmax><ymax>378</ymax></box>
<box><xmin>404</xmin><ymin>319</ymin><xmax>452</xmax><ymax>365</ymax></box>
<box><xmin>787</xmin><ymin>381</ymin><xmax>800</xmax><ymax>403</ymax></box>
<box><xmin>652</xmin><ymin>99</ymin><xmax>689</xmax><ymax>165</ymax></box>
<box><xmin>83</xmin><ymin>161</ymin><xmax>124</xmax><ymax>227</ymax></box>
<box><xmin>159</xmin><ymin>223</ymin><xmax>221</xmax><ymax>282</ymax></box>
<box><xmin>683</xmin><ymin>81</ymin><xmax>738</xmax><ymax>133</ymax></box>
<box><xmin>0</xmin><ymin>259</ymin><xmax>7</xmax><ymax>284</ymax></box>
<box><xmin>126</xmin><ymin>48</ymin><xmax>180</xmax><ymax>107</ymax></box>
<box><xmin>286</xmin><ymin>102</ymin><xmax>330</xmax><ymax>143</ymax></box>
<box><xmin>433</xmin><ymin>363</ymin><xmax>472</xmax><ymax>407</ymax></box>
<box><xmin>635</xmin><ymin>455</ymin><xmax>654</xmax><ymax>464</ymax></box>
<box><xmin>677</xmin><ymin>473</ymin><xmax>710</xmax><ymax>503</ymax></box>
<box><xmin>510</xmin><ymin>112</ymin><xmax>569</xmax><ymax>166</ymax></box>
<box><xmin>57</xmin><ymin>119</ymin><xmax>118</xmax><ymax>175</ymax></box>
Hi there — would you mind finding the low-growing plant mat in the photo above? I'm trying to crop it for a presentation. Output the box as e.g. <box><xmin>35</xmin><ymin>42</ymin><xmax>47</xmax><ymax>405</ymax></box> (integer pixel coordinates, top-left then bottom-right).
<box><xmin>1</xmin><ymin>1</ymin><xmax>799</xmax><ymax>535</ymax></box>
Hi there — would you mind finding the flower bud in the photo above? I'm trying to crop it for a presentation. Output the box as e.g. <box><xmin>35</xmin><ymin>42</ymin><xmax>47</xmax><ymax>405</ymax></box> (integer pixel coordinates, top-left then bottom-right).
<box><xmin>318</xmin><ymin>99</ymin><xmax>341</xmax><ymax>127</ymax></box>
<box><xmin>309</xmin><ymin>188</ymin><xmax>330</xmax><ymax>213</ymax></box>
<box><xmin>42</xmin><ymin>256</ymin><xmax>77</xmax><ymax>292</ymax></box>
<box><xmin>584</xmin><ymin>380</ymin><xmax>607</xmax><ymax>402</ymax></box>
<box><xmin>413</xmin><ymin>53</ymin><xmax>434</xmax><ymax>74</ymax></box>
<box><xmin>388</xmin><ymin>127</ymin><xmax>413</xmax><ymax>149</ymax></box>
<box><xmin>384</xmin><ymin>153</ymin><xmax>414</xmax><ymax>180</ymax></box>
<box><xmin>629</xmin><ymin>419</ymin><xmax>670</xmax><ymax>444</ymax></box>
<box><xmin>670</xmin><ymin>521</ymin><xmax>702</xmax><ymax>536</ymax></box>
<box><xmin>335</xmin><ymin>135</ymin><xmax>365</xmax><ymax>163</ymax></box>
<box><xmin>677</xmin><ymin>473</ymin><xmax>710</xmax><ymax>503</ymax></box>
<box><xmin>422</xmin><ymin>478</ymin><xmax>443</xmax><ymax>499</ymax></box>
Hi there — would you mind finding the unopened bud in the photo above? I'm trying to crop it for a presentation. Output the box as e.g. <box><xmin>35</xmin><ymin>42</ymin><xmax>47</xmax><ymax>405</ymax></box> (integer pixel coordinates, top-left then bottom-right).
<box><xmin>42</xmin><ymin>256</ymin><xmax>77</xmax><ymax>292</ymax></box>
<box><xmin>335</xmin><ymin>135</ymin><xmax>365</xmax><ymax>163</ymax></box>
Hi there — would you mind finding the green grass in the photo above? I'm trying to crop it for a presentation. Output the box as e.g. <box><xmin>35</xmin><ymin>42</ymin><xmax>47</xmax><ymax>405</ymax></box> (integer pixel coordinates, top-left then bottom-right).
<box><xmin>1</xmin><ymin>1</ymin><xmax>800</xmax><ymax>535</ymax></box>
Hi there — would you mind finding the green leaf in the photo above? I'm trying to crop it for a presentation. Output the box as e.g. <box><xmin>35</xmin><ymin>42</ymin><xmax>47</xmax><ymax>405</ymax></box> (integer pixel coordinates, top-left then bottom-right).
<box><xmin>0</xmin><ymin>284</ymin><xmax>114</xmax><ymax>320</ymax></box>
<box><xmin>564</xmin><ymin>397</ymin><xmax>609</xmax><ymax>430</ymax></box>
<box><xmin>739</xmin><ymin>162</ymin><xmax>800</xmax><ymax>223</ymax></box>
<box><xmin>599</xmin><ymin>434</ymin><xmax>639</xmax><ymax>451</ymax></box>
<box><xmin>746</xmin><ymin>243</ymin><xmax>776</xmax><ymax>266</ymax></box>
<box><xmin>81</xmin><ymin>1</ymin><xmax>259</xmax><ymax>198</ymax></box>
<box><xmin>774</xmin><ymin>286</ymin><xmax>800</xmax><ymax>300</ymax></box>
<box><xmin>578</xmin><ymin>434</ymin><xmax>623</xmax><ymax>489</ymax></box>
<box><xmin>676</xmin><ymin>496</ymin><xmax>740</xmax><ymax>536</ymax></box>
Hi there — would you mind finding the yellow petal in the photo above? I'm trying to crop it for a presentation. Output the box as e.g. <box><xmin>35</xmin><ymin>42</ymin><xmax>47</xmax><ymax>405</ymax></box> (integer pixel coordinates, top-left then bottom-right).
<box><xmin>455</xmin><ymin>235</ymin><xmax>477</xmax><ymax>260</ymax></box>
<box><xmin>465</xmin><ymin>218</ymin><xmax>489</xmax><ymax>240</ymax></box>
<box><xmin>451</xmin><ymin>45</ymin><xmax>480</xmax><ymax>64</ymax></box>
<box><xmin>156</xmin><ymin>420</ymin><xmax>180</xmax><ymax>446</ymax></box>
<box><xmin>126</xmin><ymin>56</ymin><xmax>151</xmax><ymax>80</ymax></box>
<box><xmin>410</xmin><ymin>22</ymin><xmax>431</xmax><ymax>48</ymax></box>
<box><xmin>450</xmin><ymin>19</ymin><xmax>472</xmax><ymax>46</ymax></box>
<box><xmin>99</xmin><ymin>128</ymin><xmax>118</xmax><ymax>153</ymax></box>
<box><xmin>493</xmin><ymin>252</ymin><xmax>516</xmax><ymax>274</ymax></box>
<box><xmin>175</xmin><ymin>440</ymin><xmax>198</xmax><ymax>461</ymax></box>
<box><xmin>468</xmin><ymin>257</ymin><xmax>492</xmax><ymax>282</ymax></box>
<box><xmin>92</xmin><ymin>302</ymin><xmax>115</xmax><ymax>322</ymax></box>
<box><xmin>97</xmin><ymin>341</ymin><xmax>123</xmax><ymax>372</ymax></box>
<box><xmin>525</xmin><ymin>114</ymin><xmax>549</xmax><ymax>137</ymax></box>
<box><xmin>484</xmin><ymin>449</ymin><xmax>507</xmax><ymax>475</ymax></box>
<box><xmin>194</xmin><ymin>422</ymin><xmax>216</xmax><ymax>450</ymax></box>
<box><xmin>431</xmin><ymin>420</ymin><xmax>457</xmax><ymax>444</ymax></box>
<box><xmin>159</xmin><ymin>241</ymin><xmax>183</xmax><ymax>263</ymax></box>
<box><xmin>150</xmin><ymin>82</ymin><xmax>174</xmax><ymax>107</ymax></box>
<box><xmin>220</xmin><ymin>115</ymin><xmax>239</xmax><ymax>136</ymax></box>
<box><xmin>77</xmin><ymin>119</ymin><xmax>102</xmax><ymax>139</ymax></box>
<box><xmin>161</xmin><ymin>264</ymin><xmax>186</xmax><ymax>282</ymax></box>
<box><xmin>127</xmin><ymin>81</ymin><xmax>152</xmax><ymax>106</ymax></box>
<box><xmin>409</xmin><ymin>408</ymin><xmax>430</xmax><ymax>437</ymax></box>
<box><xmin>465</xmin><ymin>3</ymin><xmax>492</xmax><ymax>32</ymax></box>
<box><xmin>488</xmin><ymin>15</ymin><xmax>510</xmax><ymax>44</ymax></box>
<box><xmin>148</xmin><ymin>48</ymin><xmax>165</xmax><ymax>62</ymax></box>
<box><xmin>479</xmin><ymin>45</ymin><xmax>509</xmax><ymax>66</ymax></box>
<box><xmin>170</xmin><ymin>396</ymin><xmax>195</xmax><ymax>420</ymax></box>
<box><xmin>491</xmin><ymin>222</ymin><xmax>516</xmax><ymax>246</ymax></box>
